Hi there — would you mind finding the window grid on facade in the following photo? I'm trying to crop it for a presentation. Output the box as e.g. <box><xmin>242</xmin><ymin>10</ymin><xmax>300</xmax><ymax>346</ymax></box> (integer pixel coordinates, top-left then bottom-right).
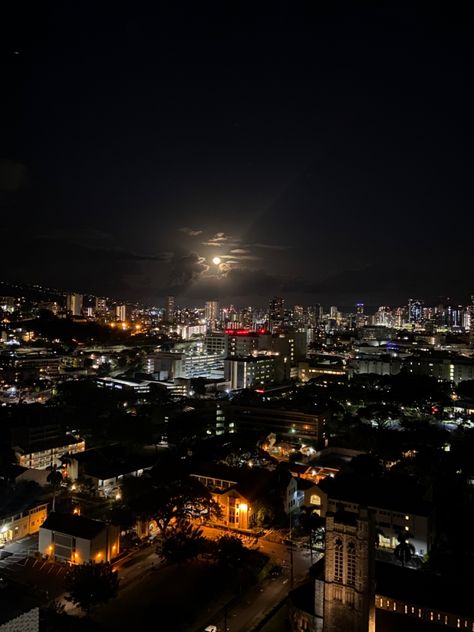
<box><xmin>347</xmin><ymin>541</ymin><xmax>356</xmax><ymax>586</ymax></box>
<box><xmin>334</xmin><ymin>538</ymin><xmax>343</xmax><ymax>583</ymax></box>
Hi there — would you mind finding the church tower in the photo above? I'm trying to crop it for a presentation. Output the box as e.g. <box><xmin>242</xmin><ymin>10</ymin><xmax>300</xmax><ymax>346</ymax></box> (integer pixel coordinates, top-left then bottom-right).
<box><xmin>321</xmin><ymin>508</ymin><xmax>375</xmax><ymax>632</ymax></box>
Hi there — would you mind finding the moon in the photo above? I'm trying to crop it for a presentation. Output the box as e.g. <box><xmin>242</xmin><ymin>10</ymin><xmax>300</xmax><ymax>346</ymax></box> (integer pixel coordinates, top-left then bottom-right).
<box><xmin>212</xmin><ymin>256</ymin><xmax>222</xmax><ymax>265</ymax></box>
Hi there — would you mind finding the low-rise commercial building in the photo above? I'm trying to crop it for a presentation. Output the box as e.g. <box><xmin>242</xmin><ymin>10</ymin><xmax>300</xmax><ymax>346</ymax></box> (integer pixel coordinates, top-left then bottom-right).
<box><xmin>14</xmin><ymin>435</ymin><xmax>85</xmax><ymax>470</ymax></box>
<box><xmin>0</xmin><ymin>503</ymin><xmax>48</xmax><ymax>546</ymax></box>
<box><xmin>39</xmin><ymin>513</ymin><xmax>119</xmax><ymax>564</ymax></box>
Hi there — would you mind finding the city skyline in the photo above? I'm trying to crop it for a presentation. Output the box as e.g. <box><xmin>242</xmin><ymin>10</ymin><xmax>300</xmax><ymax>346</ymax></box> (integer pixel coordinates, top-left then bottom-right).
<box><xmin>1</xmin><ymin>278</ymin><xmax>474</xmax><ymax>314</ymax></box>
<box><xmin>1</xmin><ymin>5</ymin><xmax>474</xmax><ymax>630</ymax></box>
<box><xmin>1</xmin><ymin>3</ymin><xmax>473</xmax><ymax>304</ymax></box>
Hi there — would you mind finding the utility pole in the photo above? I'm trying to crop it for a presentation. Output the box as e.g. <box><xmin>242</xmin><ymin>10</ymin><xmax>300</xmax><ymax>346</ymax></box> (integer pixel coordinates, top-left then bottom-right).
<box><xmin>289</xmin><ymin>508</ymin><xmax>294</xmax><ymax>589</ymax></box>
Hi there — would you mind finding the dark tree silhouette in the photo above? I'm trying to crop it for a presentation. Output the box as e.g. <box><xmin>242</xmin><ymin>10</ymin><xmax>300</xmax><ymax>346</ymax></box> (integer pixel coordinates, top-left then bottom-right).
<box><xmin>159</xmin><ymin>520</ymin><xmax>205</xmax><ymax>563</ymax></box>
<box><xmin>214</xmin><ymin>534</ymin><xmax>248</xmax><ymax>572</ymax></box>
<box><xmin>394</xmin><ymin>533</ymin><xmax>416</xmax><ymax>567</ymax></box>
<box><xmin>213</xmin><ymin>534</ymin><xmax>257</xmax><ymax>594</ymax></box>
<box><xmin>122</xmin><ymin>474</ymin><xmax>222</xmax><ymax>535</ymax></box>
<box><xmin>65</xmin><ymin>562</ymin><xmax>119</xmax><ymax>615</ymax></box>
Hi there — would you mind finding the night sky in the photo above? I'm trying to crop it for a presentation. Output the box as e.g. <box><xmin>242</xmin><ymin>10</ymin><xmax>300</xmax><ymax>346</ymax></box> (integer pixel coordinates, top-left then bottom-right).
<box><xmin>1</xmin><ymin>2</ymin><xmax>473</xmax><ymax>306</ymax></box>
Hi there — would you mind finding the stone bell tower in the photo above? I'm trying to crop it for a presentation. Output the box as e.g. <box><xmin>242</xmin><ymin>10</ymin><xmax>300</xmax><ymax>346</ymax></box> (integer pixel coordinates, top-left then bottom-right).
<box><xmin>321</xmin><ymin>508</ymin><xmax>375</xmax><ymax>632</ymax></box>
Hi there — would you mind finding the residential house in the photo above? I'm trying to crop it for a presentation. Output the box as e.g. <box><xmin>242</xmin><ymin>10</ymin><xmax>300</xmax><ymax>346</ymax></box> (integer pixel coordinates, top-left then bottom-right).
<box><xmin>191</xmin><ymin>463</ymin><xmax>300</xmax><ymax>530</ymax></box>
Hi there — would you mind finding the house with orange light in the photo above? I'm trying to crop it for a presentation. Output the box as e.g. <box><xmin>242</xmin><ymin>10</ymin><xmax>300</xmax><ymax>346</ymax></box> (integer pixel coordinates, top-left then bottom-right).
<box><xmin>191</xmin><ymin>463</ymin><xmax>299</xmax><ymax>531</ymax></box>
<box><xmin>39</xmin><ymin>513</ymin><xmax>119</xmax><ymax>564</ymax></box>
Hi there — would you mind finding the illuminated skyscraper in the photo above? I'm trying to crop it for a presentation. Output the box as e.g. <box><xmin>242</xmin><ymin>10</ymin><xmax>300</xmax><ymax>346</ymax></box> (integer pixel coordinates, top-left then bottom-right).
<box><xmin>408</xmin><ymin>298</ymin><xmax>424</xmax><ymax>324</ymax></box>
<box><xmin>355</xmin><ymin>303</ymin><xmax>365</xmax><ymax>329</ymax></box>
<box><xmin>205</xmin><ymin>300</ymin><xmax>219</xmax><ymax>330</ymax></box>
<box><xmin>95</xmin><ymin>297</ymin><xmax>108</xmax><ymax>315</ymax></box>
<box><xmin>116</xmin><ymin>305</ymin><xmax>127</xmax><ymax>322</ymax></box>
<box><xmin>470</xmin><ymin>295</ymin><xmax>474</xmax><ymax>347</ymax></box>
<box><xmin>165</xmin><ymin>296</ymin><xmax>175</xmax><ymax>323</ymax></box>
<box><xmin>66</xmin><ymin>293</ymin><xmax>83</xmax><ymax>316</ymax></box>
<box><xmin>269</xmin><ymin>296</ymin><xmax>284</xmax><ymax>332</ymax></box>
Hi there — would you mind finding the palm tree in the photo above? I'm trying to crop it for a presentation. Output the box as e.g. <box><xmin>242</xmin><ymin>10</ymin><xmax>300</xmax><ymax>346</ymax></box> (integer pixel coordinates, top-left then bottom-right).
<box><xmin>46</xmin><ymin>464</ymin><xmax>63</xmax><ymax>512</ymax></box>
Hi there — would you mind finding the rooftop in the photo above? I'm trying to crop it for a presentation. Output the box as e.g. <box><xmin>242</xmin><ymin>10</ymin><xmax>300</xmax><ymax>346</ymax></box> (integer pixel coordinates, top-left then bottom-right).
<box><xmin>40</xmin><ymin>513</ymin><xmax>106</xmax><ymax>540</ymax></box>
<box><xmin>319</xmin><ymin>473</ymin><xmax>432</xmax><ymax>516</ymax></box>
<box><xmin>73</xmin><ymin>445</ymin><xmax>156</xmax><ymax>480</ymax></box>
<box><xmin>376</xmin><ymin>561</ymin><xmax>474</xmax><ymax>618</ymax></box>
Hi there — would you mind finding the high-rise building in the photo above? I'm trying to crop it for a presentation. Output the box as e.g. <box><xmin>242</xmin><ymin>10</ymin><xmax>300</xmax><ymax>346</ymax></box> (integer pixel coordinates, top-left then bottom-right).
<box><xmin>240</xmin><ymin>307</ymin><xmax>254</xmax><ymax>328</ymax></box>
<box><xmin>470</xmin><ymin>295</ymin><xmax>474</xmax><ymax>347</ymax></box>
<box><xmin>95</xmin><ymin>297</ymin><xmax>108</xmax><ymax>314</ymax></box>
<box><xmin>355</xmin><ymin>303</ymin><xmax>365</xmax><ymax>329</ymax></box>
<box><xmin>165</xmin><ymin>296</ymin><xmax>175</xmax><ymax>323</ymax></box>
<box><xmin>269</xmin><ymin>296</ymin><xmax>285</xmax><ymax>332</ymax></box>
<box><xmin>205</xmin><ymin>300</ymin><xmax>219</xmax><ymax>330</ymax></box>
<box><xmin>225</xmin><ymin>330</ymin><xmax>262</xmax><ymax>357</ymax></box>
<box><xmin>374</xmin><ymin>306</ymin><xmax>392</xmax><ymax>327</ymax></box>
<box><xmin>66</xmin><ymin>293</ymin><xmax>83</xmax><ymax>317</ymax></box>
<box><xmin>224</xmin><ymin>354</ymin><xmax>283</xmax><ymax>390</ymax></box>
<box><xmin>408</xmin><ymin>299</ymin><xmax>424</xmax><ymax>324</ymax></box>
<box><xmin>307</xmin><ymin>305</ymin><xmax>323</xmax><ymax>328</ymax></box>
<box><xmin>116</xmin><ymin>305</ymin><xmax>128</xmax><ymax>322</ymax></box>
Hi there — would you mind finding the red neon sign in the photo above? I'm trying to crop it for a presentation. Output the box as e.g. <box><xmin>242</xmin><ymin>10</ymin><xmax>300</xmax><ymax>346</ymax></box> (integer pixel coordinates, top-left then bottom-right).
<box><xmin>224</xmin><ymin>328</ymin><xmax>270</xmax><ymax>336</ymax></box>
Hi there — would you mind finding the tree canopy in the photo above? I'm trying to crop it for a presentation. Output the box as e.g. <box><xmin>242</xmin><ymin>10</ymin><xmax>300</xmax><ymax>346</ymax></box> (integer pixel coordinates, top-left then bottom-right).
<box><xmin>160</xmin><ymin>520</ymin><xmax>205</xmax><ymax>563</ymax></box>
<box><xmin>121</xmin><ymin>472</ymin><xmax>222</xmax><ymax>534</ymax></box>
<box><xmin>65</xmin><ymin>562</ymin><xmax>119</xmax><ymax>615</ymax></box>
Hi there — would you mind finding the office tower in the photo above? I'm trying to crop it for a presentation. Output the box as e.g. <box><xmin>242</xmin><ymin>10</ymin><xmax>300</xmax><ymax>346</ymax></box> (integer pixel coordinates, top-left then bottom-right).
<box><xmin>470</xmin><ymin>295</ymin><xmax>474</xmax><ymax>347</ymax></box>
<box><xmin>241</xmin><ymin>307</ymin><xmax>254</xmax><ymax>328</ymax></box>
<box><xmin>408</xmin><ymin>299</ymin><xmax>424</xmax><ymax>324</ymax></box>
<box><xmin>307</xmin><ymin>305</ymin><xmax>323</xmax><ymax>328</ymax></box>
<box><xmin>205</xmin><ymin>300</ymin><xmax>219</xmax><ymax>330</ymax></box>
<box><xmin>95</xmin><ymin>297</ymin><xmax>108</xmax><ymax>314</ymax></box>
<box><xmin>356</xmin><ymin>303</ymin><xmax>365</xmax><ymax>329</ymax></box>
<box><xmin>269</xmin><ymin>296</ymin><xmax>285</xmax><ymax>332</ymax></box>
<box><xmin>374</xmin><ymin>306</ymin><xmax>392</xmax><ymax>327</ymax></box>
<box><xmin>66</xmin><ymin>293</ymin><xmax>83</xmax><ymax>317</ymax></box>
<box><xmin>116</xmin><ymin>305</ymin><xmax>127</xmax><ymax>322</ymax></box>
<box><xmin>165</xmin><ymin>296</ymin><xmax>175</xmax><ymax>323</ymax></box>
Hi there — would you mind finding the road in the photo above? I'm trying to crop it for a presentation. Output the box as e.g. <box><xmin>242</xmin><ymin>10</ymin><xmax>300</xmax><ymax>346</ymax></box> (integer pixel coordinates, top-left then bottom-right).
<box><xmin>196</xmin><ymin>526</ymin><xmax>318</xmax><ymax>632</ymax></box>
<box><xmin>92</xmin><ymin>525</ymin><xmax>315</xmax><ymax>632</ymax></box>
<box><xmin>2</xmin><ymin>525</ymin><xmax>315</xmax><ymax>632</ymax></box>
<box><xmin>62</xmin><ymin>540</ymin><xmax>162</xmax><ymax>614</ymax></box>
